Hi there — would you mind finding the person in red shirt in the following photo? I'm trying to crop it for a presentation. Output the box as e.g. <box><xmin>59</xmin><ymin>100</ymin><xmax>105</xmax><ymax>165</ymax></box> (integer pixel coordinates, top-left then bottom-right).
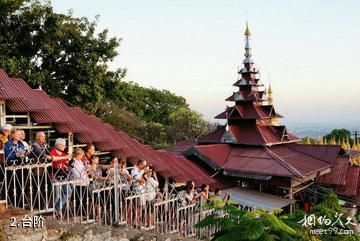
<box><xmin>50</xmin><ymin>138</ymin><xmax>71</xmax><ymax>180</ymax></box>
<box><xmin>51</xmin><ymin>138</ymin><xmax>71</xmax><ymax>218</ymax></box>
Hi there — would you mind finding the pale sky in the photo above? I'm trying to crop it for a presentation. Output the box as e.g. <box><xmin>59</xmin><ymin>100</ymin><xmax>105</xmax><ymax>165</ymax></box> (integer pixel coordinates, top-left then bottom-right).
<box><xmin>52</xmin><ymin>0</ymin><xmax>360</xmax><ymax>126</ymax></box>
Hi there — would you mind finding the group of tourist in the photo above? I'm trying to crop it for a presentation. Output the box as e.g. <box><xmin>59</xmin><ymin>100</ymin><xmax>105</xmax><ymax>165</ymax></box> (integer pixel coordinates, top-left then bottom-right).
<box><xmin>177</xmin><ymin>181</ymin><xmax>230</xmax><ymax>208</ymax></box>
<box><xmin>0</xmin><ymin>124</ymin><xmax>229</xmax><ymax>224</ymax></box>
<box><xmin>0</xmin><ymin>125</ymin><xmax>162</xmax><ymax>219</ymax></box>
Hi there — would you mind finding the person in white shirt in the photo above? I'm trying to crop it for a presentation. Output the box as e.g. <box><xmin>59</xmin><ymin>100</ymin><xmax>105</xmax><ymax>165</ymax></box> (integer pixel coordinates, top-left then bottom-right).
<box><xmin>68</xmin><ymin>148</ymin><xmax>89</xmax><ymax>217</ymax></box>
<box><xmin>131</xmin><ymin>159</ymin><xmax>147</xmax><ymax>194</ymax></box>
<box><xmin>130</xmin><ymin>159</ymin><xmax>147</xmax><ymax>226</ymax></box>
<box><xmin>178</xmin><ymin>181</ymin><xmax>201</xmax><ymax>207</ymax></box>
<box><xmin>68</xmin><ymin>149</ymin><xmax>89</xmax><ymax>184</ymax></box>
<box><xmin>144</xmin><ymin>166</ymin><xmax>159</xmax><ymax>227</ymax></box>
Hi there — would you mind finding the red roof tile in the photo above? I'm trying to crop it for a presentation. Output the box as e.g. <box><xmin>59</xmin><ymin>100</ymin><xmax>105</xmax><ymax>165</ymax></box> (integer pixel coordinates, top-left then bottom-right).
<box><xmin>267</xmin><ymin>146</ymin><xmax>331</xmax><ymax>176</ymax></box>
<box><xmin>0</xmin><ymin>69</ymin><xmax>23</xmax><ymax>100</ymax></box>
<box><xmin>155</xmin><ymin>150</ymin><xmax>226</xmax><ymax>189</ymax></box>
<box><xmin>0</xmin><ymin>69</ymin><xmax>225</xmax><ymax>187</ymax></box>
<box><xmin>190</xmin><ymin>144</ymin><xmax>334</xmax><ymax>178</ymax></box>
<box><xmin>287</xmin><ymin>144</ymin><xmax>341</xmax><ymax>164</ymax></box>
<box><xmin>192</xmin><ymin>144</ymin><xmax>231</xmax><ymax>168</ymax></box>
<box><xmin>224</xmin><ymin>146</ymin><xmax>296</xmax><ymax>177</ymax></box>
<box><xmin>31</xmin><ymin>90</ymin><xmax>73</xmax><ymax>124</ymax></box>
<box><xmin>70</xmin><ymin>107</ymin><xmax>108</xmax><ymax>143</ymax></box>
<box><xmin>315</xmin><ymin>156</ymin><xmax>348</xmax><ymax>186</ymax></box>
<box><xmin>229</xmin><ymin>124</ymin><xmax>266</xmax><ymax>145</ymax></box>
<box><xmin>335</xmin><ymin>166</ymin><xmax>360</xmax><ymax>196</ymax></box>
<box><xmin>198</xmin><ymin>125</ymin><xmax>227</xmax><ymax>144</ymax></box>
<box><xmin>52</xmin><ymin>98</ymin><xmax>90</xmax><ymax>133</ymax></box>
<box><xmin>6</xmin><ymin>78</ymin><xmax>50</xmax><ymax>112</ymax></box>
<box><xmin>167</xmin><ymin>139</ymin><xmax>197</xmax><ymax>155</ymax></box>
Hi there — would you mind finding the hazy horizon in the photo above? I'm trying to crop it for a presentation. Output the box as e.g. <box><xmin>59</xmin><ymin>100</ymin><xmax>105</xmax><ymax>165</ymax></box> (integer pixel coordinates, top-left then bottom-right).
<box><xmin>52</xmin><ymin>0</ymin><xmax>360</xmax><ymax>126</ymax></box>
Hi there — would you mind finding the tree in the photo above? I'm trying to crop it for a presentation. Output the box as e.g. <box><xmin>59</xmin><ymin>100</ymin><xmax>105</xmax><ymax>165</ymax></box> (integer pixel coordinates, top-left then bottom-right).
<box><xmin>324</xmin><ymin>129</ymin><xmax>353</xmax><ymax>146</ymax></box>
<box><xmin>196</xmin><ymin>203</ymin><xmax>300</xmax><ymax>241</ymax></box>
<box><xmin>0</xmin><ymin>0</ymin><xmax>214</xmax><ymax>148</ymax></box>
<box><xmin>106</xmin><ymin>81</ymin><xmax>188</xmax><ymax>125</ymax></box>
<box><xmin>0</xmin><ymin>0</ymin><xmax>126</xmax><ymax>113</ymax></box>
<box><xmin>97</xmin><ymin>101</ymin><xmax>142</xmax><ymax>136</ymax></box>
<box><xmin>168</xmin><ymin>107</ymin><xmax>213</xmax><ymax>142</ymax></box>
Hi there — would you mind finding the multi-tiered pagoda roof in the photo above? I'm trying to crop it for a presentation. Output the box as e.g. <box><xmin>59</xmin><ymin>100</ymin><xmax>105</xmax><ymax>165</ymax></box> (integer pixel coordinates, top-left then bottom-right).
<box><xmin>200</xmin><ymin>24</ymin><xmax>299</xmax><ymax>146</ymax></box>
<box><xmin>170</xmin><ymin>24</ymin><xmax>360</xmax><ymax>206</ymax></box>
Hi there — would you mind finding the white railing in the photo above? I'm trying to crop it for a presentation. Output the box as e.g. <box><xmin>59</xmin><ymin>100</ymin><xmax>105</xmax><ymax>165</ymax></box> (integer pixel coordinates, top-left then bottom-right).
<box><xmin>1</xmin><ymin>148</ymin><xmax>222</xmax><ymax>238</ymax></box>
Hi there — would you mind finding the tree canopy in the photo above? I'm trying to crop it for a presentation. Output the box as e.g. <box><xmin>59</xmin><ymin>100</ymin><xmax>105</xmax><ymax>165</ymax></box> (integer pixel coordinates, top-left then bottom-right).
<box><xmin>324</xmin><ymin>129</ymin><xmax>353</xmax><ymax>145</ymax></box>
<box><xmin>0</xmin><ymin>0</ymin><xmax>126</xmax><ymax>112</ymax></box>
<box><xmin>0</xmin><ymin>0</ymin><xmax>213</xmax><ymax>147</ymax></box>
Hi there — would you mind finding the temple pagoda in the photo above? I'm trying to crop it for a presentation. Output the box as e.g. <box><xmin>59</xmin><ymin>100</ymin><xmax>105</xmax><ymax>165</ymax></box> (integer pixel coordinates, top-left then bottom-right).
<box><xmin>169</xmin><ymin>23</ymin><xmax>360</xmax><ymax>211</ymax></box>
<box><xmin>199</xmin><ymin>23</ymin><xmax>298</xmax><ymax>146</ymax></box>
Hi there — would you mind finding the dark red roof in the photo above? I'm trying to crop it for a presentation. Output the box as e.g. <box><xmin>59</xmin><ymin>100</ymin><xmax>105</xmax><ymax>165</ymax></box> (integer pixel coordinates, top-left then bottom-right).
<box><xmin>228</xmin><ymin>124</ymin><xmax>299</xmax><ymax>146</ymax></box>
<box><xmin>335</xmin><ymin>166</ymin><xmax>360</xmax><ymax>197</ymax></box>
<box><xmin>31</xmin><ymin>90</ymin><xmax>74</xmax><ymax>124</ymax></box>
<box><xmin>287</xmin><ymin>144</ymin><xmax>342</xmax><ymax>164</ymax></box>
<box><xmin>197</xmin><ymin>125</ymin><xmax>227</xmax><ymax>144</ymax></box>
<box><xmin>188</xmin><ymin>144</ymin><xmax>334</xmax><ymax>178</ymax></box>
<box><xmin>87</xmin><ymin>116</ymin><xmax>125</xmax><ymax>151</ymax></box>
<box><xmin>6</xmin><ymin>78</ymin><xmax>50</xmax><ymax>112</ymax></box>
<box><xmin>315</xmin><ymin>156</ymin><xmax>348</xmax><ymax>186</ymax></box>
<box><xmin>0</xmin><ymin>69</ymin><xmax>228</xmax><ymax>187</ymax></box>
<box><xmin>192</xmin><ymin>144</ymin><xmax>232</xmax><ymax>168</ymax></box>
<box><xmin>167</xmin><ymin>139</ymin><xmax>197</xmax><ymax>155</ymax></box>
<box><xmin>0</xmin><ymin>69</ymin><xmax>23</xmax><ymax>100</ymax></box>
<box><xmin>155</xmin><ymin>150</ymin><xmax>227</xmax><ymax>189</ymax></box>
<box><xmin>70</xmin><ymin>107</ymin><xmax>108</xmax><ymax>143</ymax></box>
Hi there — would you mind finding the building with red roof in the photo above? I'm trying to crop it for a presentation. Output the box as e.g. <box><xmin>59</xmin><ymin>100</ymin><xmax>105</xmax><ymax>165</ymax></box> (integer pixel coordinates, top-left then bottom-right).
<box><xmin>1</xmin><ymin>23</ymin><xmax>359</xmax><ymax>211</ymax></box>
<box><xmin>0</xmin><ymin>69</ymin><xmax>224</xmax><ymax>190</ymax></box>
<box><xmin>170</xmin><ymin>23</ymin><xmax>360</xmax><ymax>210</ymax></box>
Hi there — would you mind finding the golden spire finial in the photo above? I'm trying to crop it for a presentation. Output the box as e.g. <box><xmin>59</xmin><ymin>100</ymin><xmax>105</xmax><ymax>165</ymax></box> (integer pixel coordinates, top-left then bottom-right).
<box><xmin>244</xmin><ymin>22</ymin><xmax>251</xmax><ymax>37</ymax></box>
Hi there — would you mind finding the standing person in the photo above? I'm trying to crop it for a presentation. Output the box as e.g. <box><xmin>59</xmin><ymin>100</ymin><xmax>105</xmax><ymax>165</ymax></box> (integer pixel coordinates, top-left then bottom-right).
<box><xmin>87</xmin><ymin>155</ymin><xmax>107</xmax><ymax>184</ymax></box>
<box><xmin>32</xmin><ymin>131</ymin><xmax>53</xmax><ymax>163</ymax></box>
<box><xmin>31</xmin><ymin>131</ymin><xmax>54</xmax><ymax>210</ymax></box>
<box><xmin>177</xmin><ymin>181</ymin><xmax>200</xmax><ymax>207</ymax></box>
<box><xmin>144</xmin><ymin>166</ymin><xmax>159</xmax><ymax>227</ymax></box>
<box><xmin>107</xmin><ymin>157</ymin><xmax>132</xmax><ymax>189</ymax></box>
<box><xmin>0</xmin><ymin>124</ymin><xmax>13</xmax><ymax>149</ymax></box>
<box><xmin>0</xmin><ymin>124</ymin><xmax>13</xmax><ymax>200</ymax></box>
<box><xmin>209</xmin><ymin>189</ymin><xmax>231</xmax><ymax>205</ymax></box>
<box><xmin>68</xmin><ymin>148</ymin><xmax>90</xmax><ymax>218</ymax></box>
<box><xmin>119</xmin><ymin>158</ymin><xmax>132</xmax><ymax>188</ymax></box>
<box><xmin>87</xmin><ymin>155</ymin><xmax>107</xmax><ymax>221</ymax></box>
<box><xmin>18</xmin><ymin>130</ymin><xmax>29</xmax><ymax>150</ymax></box>
<box><xmin>131</xmin><ymin>159</ymin><xmax>147</xmax><ymax>194</ymax></box>
<box><xmin>50</xmin><ymin>138</ymin><xmax>72</xmax><ymax>218</ymax></box>
<box><xmin>4</xmin><ymin>129</ymin><xmax>27</xmax><ymax>205</ymax></box>
<box><xmin>130</xmin><ymin>159</ymin><xmax>147</xmax><ymax>226</ymax></box>
<box><xmin>4</xmin><ymin>129</ymin><xmax>26</xmax><ymax>165</ymax></box>
<box><xmin>177</xmin><ymin>181</ymin><xmax>201</xmax><ymax>235</ymax></box>
<box><xmin>82</xmin><ymin>143</ymin><xmax>95</xmax><ymax>164</ymax></box>
<box><xmin>199</xmin><ymin>184</ymin><xmax>210</xmax><ymax>206</ymax></box>
<box><xmin>18</xmin><ymin>130</ymin><xmax>31</xmax><ymax>164</ymax></box>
